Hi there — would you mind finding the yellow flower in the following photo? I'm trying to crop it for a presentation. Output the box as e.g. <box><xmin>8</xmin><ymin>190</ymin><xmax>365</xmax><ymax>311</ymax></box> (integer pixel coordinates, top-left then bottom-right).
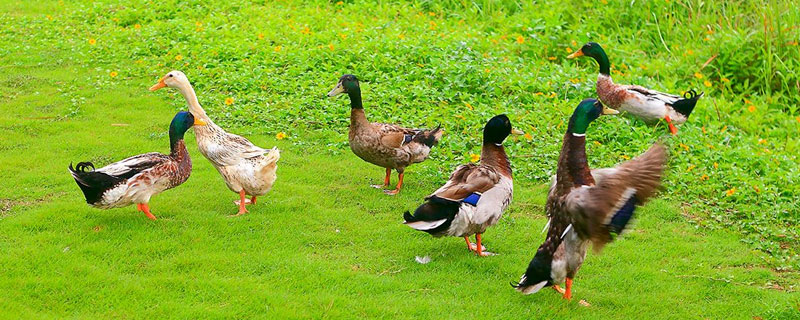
<box><xmin>721</xmin><ymin>77</ymin><xmax>730</xmax><ymax>83</ymax></box>
<box><xmin>758</xmin><ymin>138</ymin><xmax>767</xmax><ymax>145</ymax></box>
<box><xmin>464</xmin><ymin>102</ymin><xmax>474</xmax><ymax>110</ymax></box>
<box><xmin>703</xmin><ymin>80</ymin><xmax>712</xmax><ymax>87</ymax></box>
<box><xmin>720</xmin><ymin>125</ymin><xmax>728</xmax><ymax>133</ymax></box>
<box><xmin>484</xmin><ymin>68</ymin><xmax>491</xmax><ymax>73</ymax></box>
<box><xmin>686</xmin><ymin>49</ymin><xmax>694</xmax><ymax>55</ymax></box>
<box><xmin>747</xmin><ymin>105</ymin><xmax>756</xmax><ymax>112</ymax></box>
<box><xmin>428</xmin><ymin>11</ymin><xmax>435</xmax><ymax>16</ymax></box>
<box><xmin>301</xmin><ymin>27</ymin><xmax>311</xmax><ymax>35</ymax></box>
<box><xmin>700</xmin><ymin>174</ymin><xmax>709</xmax><ymax>181</ymax></box>
<box><xmin>569</xmin><ymin>78</ymin><xmax>580</xmax><ymax>84</ymax></box>
<box><xmin>713</xmin><ymin>162</ymin><xmax>719</xmax><ymax>169</ymax></box>
<box><xmin>621</xmin><ymin>155</ymin><xmax>630</xmax><ymax>160</ymax></box>
<box><xmin>796</xmin><ymin>116</ymin><xmax>800</xmax><ymax>123</ymax></box>
<box><xmin>224</xmin><ymin>97</ymin><xmax>234</xmax><ymax>105</ymax></box>
<box><xmin>109</xmin><ymin>71</ymin><xmax>118</xmax><ymax>78</ymax></box>
<box><xmin>195</xmin><ymin>21</ymin><xmax>202</xmax><ymax>27</ymax></box>
<box><xmin>694</xmin><ymin>72</ymin><xmax>703</xmax><ymax>79</ymax></box>
<box><xmin>701</xmin><ymin>126</ymin><xmax>707</xmax><ymax>134</ymax></box>
<box><xmin>679</xmin><ymin>143</ymin><xmax>689</xmax><ymax>151</ymax></box>
<box><xmin>46</xmin><ymin>15</ymin><xmax>53</xmax><ymax>20</ymax></box>
<box><xmin>339</xmin><ymin>33</ymin><xmax>347</xmax><ymax>40</ymax></box>
<box><xmin>336</xmin><ymin>1</ymin><xmax>343</xmax><ymax>4</ymax></box>
<box><xmin>88</xmin><ymin>38</ymin><xmax>96</xmax><ymax>45</ymax></box>
<box><xmin>725</xmin><ymin>187</ymin><xmax>736</xmax><ymax>197</ymax></box>
<box><xmin>175</xmin><ymin>55</ymin><xmax>183</xmax><ymax>61</ymax></box>
<box><xmin>524</xmin><ymin>133</ymin><xmax>532</xmax><ymax>140</ymax></box>
<box><xmin>428</xmin><ymin>21</ymin><xmax>437</xmax><ymax>30</ymax></box>
<box><xmin>600</xmin><ymin>0</ymin><xmax>608</xmax><ymax>3</ymax></box>
<box><xmin>469</xmin><ymin>154</ymin><xmax>480</xmax><ymax>163</ymax></box>
<box><xmin>195</xmin><ymin>27</ymin><xmax>203</xmax><ymax>32</ymax></box>
<box><xmin>640</xmin><ymin>64</ymin><xmax>647</xmax><ymax>70</ymax></box>
<box><xmin>398</xmin><ymin>34</ymin><xmax>406</xmax><ymax>40</ymax></box>
<box><xmin>593</xmin><ymin>141</ymin><xmax>601</xmax><ymax>146</ymax></box>
<box><xmin>258</xmin><ymin>33</ymin><xmax>264</xmax><ymax>40</ymax></box>
<box><xmin>275</xmin><ymin>132</ymin><xmax>287</xmax><ymax>140</ymax></box>
<box><xmin>571</xmin><ymin>40</ymin><xmax>577</xmax><ymax>47</ymax></box>
<box><xmin>274</xmin><ymin>46</ymin><xmax>282</xmax><ymax>52</ymax></box>
<box><xmin>686</xmin><ymin>164</ymin><xmax>696</xmax><ymax>172</ymax></box>
<box><xmin>328</xmin><ymin>44</ymin><xmax>335</xmax><ymax>51</ymax></box>
<box><xmin>566</xmin><ymin>47</ymin><xmax>573</xmax><ymax>53</ymax></box>
<box><xmin>133</xmin><ymin>24</ymin><xmax>141</xmax><ymax>29</ymax></box>
<box><xmin>516</xmin><ymin>35</ymin><xmax>524</xmax><ymax>44</ymax></box>
<box><xmin>752</xmin><ymin>185</ymin><xmax>761</xmax><ymax>193</ymax></box>
<box><xmin>548</xmin><ymin>56</ymin><xmax>556</xmax><ymax>61</ymax></box>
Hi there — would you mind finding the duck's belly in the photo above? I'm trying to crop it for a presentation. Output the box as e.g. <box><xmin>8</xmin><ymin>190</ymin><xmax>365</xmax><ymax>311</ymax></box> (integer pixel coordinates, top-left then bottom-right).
<box><xmin>94</xmin><ymin>174</ymin><xmax>172</xmax><ymax>209</ymax></box>
<box><xmin>446</xmin><ymin>177</ymin><xmax>513</xmax><ymax>237</ymax></box>
<box><xmin>215</xmin><ymin>158</ymin><xmax>277</xmax><ymax>196</ymax></box>
<box><xmin>619</xmin><ymin>98</ymin><xmax>668</xmax><ymax>123</ymax></box>
<box><xmin>349</xmin><ymin>137</ymin><xmax>406</xmax><ymax>169</ymax></box>
<box><xmin>550</xmin><ymin>229</ymin><xmax>589</xmax><ymax>284</ymax></box>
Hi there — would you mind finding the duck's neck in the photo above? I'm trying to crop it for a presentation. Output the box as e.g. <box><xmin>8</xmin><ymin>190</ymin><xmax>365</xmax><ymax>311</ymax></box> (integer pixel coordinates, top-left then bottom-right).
<box><xmin>593</xmin><ymin>49</ymin><xmax>611</xmax><ymax>76</ymax></box>
<box><xmin>348</xmin><ymin>87</ymin><xmax>370</xmax><ymax>128</ymax></box>
<box><xmin>481</xmin><ymin>142</ymin><xmax>512</xmax><ymax>178</ymax></box>
<box><xmin>176</xmin><ymin>83</ymin><xmax>211</xmax><ymax>122</ymax></box>
<box><xmin>557</xmin><ymin>132</ymin><xmax>594</xmax><ymax>188</ymax></box>
<box><xmin>170</xmin><ymin>139</ymin><xmax>188</xmax><ymax>158</ymax></box>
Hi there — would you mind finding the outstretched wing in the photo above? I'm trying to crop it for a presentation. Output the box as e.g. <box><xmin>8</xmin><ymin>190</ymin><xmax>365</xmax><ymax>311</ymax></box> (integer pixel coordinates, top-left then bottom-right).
<box><xmin>564</xmin><ymin>143</ymin><xmax>667</xmax><ymax>251</ymax></box>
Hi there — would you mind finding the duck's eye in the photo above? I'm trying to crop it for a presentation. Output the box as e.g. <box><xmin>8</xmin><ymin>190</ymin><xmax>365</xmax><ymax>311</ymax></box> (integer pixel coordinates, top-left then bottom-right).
<box><xmin>169</xmin><ymin>74</ymin><xmax>174</xmax><ymax>77</ymax></box>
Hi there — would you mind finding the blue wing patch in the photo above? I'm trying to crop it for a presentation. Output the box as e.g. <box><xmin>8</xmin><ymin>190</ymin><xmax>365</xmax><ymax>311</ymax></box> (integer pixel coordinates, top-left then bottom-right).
<box><xmin>608</xmin><ymin>196</ymin><xmax>637</xmax><ymax>235</ymax></box>
<box><xmin>462</xmin><ymin>193</ymin><xmax>481</xmax><ymax>206</ymax></box>
<box><xmin>402</xmin><ymin>134</ymin><xmax>414</xmax><ymax>145</ymax></box>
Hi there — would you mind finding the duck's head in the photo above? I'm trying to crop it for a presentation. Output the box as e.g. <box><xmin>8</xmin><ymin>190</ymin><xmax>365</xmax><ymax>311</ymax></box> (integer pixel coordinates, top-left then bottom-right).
<box><xmin>567</xmin><ymin>42</ymin><xmax>604</xmax><ymax>60</ymax></box>
<box><xmin>327</xmin><ymin>74</ymin><xmax>360</xmax><ymax>97</ymax></box>
<box><xmin>483</xmin><ymin>114</ymin><xmax>519</xmax><ymax>146</ymax></box>
<box><xmin>169</xmin><ymin>111</ymin><xmax>206</xmax><ymax>144</ymax></box>
<box><xmin>150</xmin><ymin>70</ymin><xmax>190</xmax><ymax>91</ymax></box>
<box><xmin>568</xmin><ymin>98</ymin><xmax>618</xmax><ymax>135</ymax></box>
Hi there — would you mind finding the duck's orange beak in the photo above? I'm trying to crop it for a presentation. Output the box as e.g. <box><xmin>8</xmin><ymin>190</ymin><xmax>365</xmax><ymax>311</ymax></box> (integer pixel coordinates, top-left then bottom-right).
<box><xmin>193</xmin><ymin>118</ymin><xmax>207</xmax><ymax>126</ymax></box>
<box><xmin>149</xmin><ymin>77</ymin><xmax>167</xmax><ymax>91</ymax></box>
<box><xmin>567</xmin><ymin>49</ymin><xmax>584</xmax><ymax>59</ymax></box>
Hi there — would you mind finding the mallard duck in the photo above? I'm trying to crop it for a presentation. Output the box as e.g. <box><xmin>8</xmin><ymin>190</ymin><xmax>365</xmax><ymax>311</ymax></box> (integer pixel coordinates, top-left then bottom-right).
<box><xmin>69</xmin><ymin>111</ymin><xmax>205</xmax><ymax>220</ymax></box>
<box><xmin>327</xmin><ymin>74</ymin><xmax>443</xmax><ymax>195</ymax></box>
<box><xmin>568</xmin><ymin>42</ymin><xmax>703</xmax><ymax>135</ymax></box>
<box><xmin>150</xmin><ymin>71</ymin><xmax>280</xmax><ymax>216</ymax></box>
<box><xmin>403</xmin><ymin>114</ymin><xmax>521</xmax><ymax>256</ymax></box>
<box><xmin>512</xmin><ymin>99</ymin><xmax>666</xmax><ymax>300</ymax></box>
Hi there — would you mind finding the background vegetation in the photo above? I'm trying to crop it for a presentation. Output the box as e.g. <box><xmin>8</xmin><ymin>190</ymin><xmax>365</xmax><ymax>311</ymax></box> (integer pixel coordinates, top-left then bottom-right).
<box><xmin>1</xmin><ymin>0</ymin><xmax>798</xmax><ymax>318</ymax></box>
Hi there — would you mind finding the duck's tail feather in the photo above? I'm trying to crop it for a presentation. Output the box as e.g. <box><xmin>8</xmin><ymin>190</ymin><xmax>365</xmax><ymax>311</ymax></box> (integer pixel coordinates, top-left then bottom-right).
<box><xmin>402</xmin><ymin>196</ymin><xmax>457</xmax><ymax>235</ymax></box>
<box><xmin>671</xmin><ymin>90</ymin><xmax>704</xmax><ymax>118</ymax></box>
<box><xmin>68</xmin><ymin>161</ymin><xmax>120</xmax><ymax>205</ymax></box>
<box><xmin>414</xmin><ymin>125</ymin><xmax>443</xmax><ymax>148</ymax></box>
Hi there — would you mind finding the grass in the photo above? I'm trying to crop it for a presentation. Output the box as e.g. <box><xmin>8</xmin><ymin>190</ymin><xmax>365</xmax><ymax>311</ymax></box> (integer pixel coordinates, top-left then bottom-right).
<box><xmin>1</xmin><ymin>0</ymin><xmax>799</xmax><ymax>318</ymax></box>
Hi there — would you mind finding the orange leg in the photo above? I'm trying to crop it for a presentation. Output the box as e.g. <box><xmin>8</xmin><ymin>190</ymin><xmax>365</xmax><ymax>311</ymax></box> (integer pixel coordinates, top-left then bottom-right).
<box><xmin>464</xmin><ymin>236</ymin><xmax>473</xmax><ymax>251</ymax></box>
<box><xmin>231</xmin><ymin>190</ymin><xmax>248</xmax><ymax>216</ymax></box>
<box><xmin>665</xmin><ymin>115</ymin><xmax>678</xmax><ymax>135</ymax></box>
<box><xmin>552</xmin><ymin>285</ymin><xmax>566</xmax><ymax>294</ymax></box>
<box><xmin>137</xmin><ymin>203</ymin><xmax>157</xmax><ymax>220</ymax></box>
<box><xmin>564</xmin><ymin>278</ymin><xmax>573</xmax><ymax>300</ymax></box>
<box><xmin>372</xmin><ymin>168</ymin><xmax>391</xmax><ymax>189</ymax></box>
<box><xmin>250</xmin><ymin>196</ymin><xmax>257</xmax><ymax>205</ymax></box>
<box><xmin>384</xmin><ymin>172</ymin><xmax>404</xmax><ymax>195</ymax></box>
<box><xmin>475</xmin><ymin>233</ymin><xmax>490</xmax><ymax>257</ymax></box>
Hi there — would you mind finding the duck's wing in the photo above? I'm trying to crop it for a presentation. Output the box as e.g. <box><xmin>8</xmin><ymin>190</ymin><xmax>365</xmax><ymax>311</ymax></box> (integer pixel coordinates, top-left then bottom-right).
<box><xmin>374</xmin><ymin>123</ymin><xmax>442</xmax><ymax>150</ymax></box>
<box><xmin>70</xmin><ymin>152</ymin><xmax>170</xmax><ymax>205</ymax></box>
<box><xmin>624</xmin><ymin>85</ymin><xmax>683</xmax><ymax>105</ymax></box>
<box><xmin>205</xmin><ymin>132</ymin><xmax>269</xmax><ymax>166</ymax></box>
<box><xmin>95</xmin><ymin>152</ymin><xmax>172</xmax><ymax>179</ymax></box>
<box><xmin>564</xmin><ymin>143</ymin><xmax>667</xmax><ymax>251</ymax></box>
<box><xmin>431</xmin><ymin>163</ymin><xmax>501</xmax><ymax>202</ymax></box>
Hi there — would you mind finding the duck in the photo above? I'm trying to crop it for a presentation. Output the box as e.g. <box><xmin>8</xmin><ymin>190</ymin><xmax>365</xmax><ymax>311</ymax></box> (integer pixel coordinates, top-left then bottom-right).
<box><xmin>69</xmin><ymin>111</ymin><xmax>205</xmax><ymax>220</ymax></box>
<box><xmin>403</xmin><ymin>114</ymin><xmax>521</xmax><ymax>256</ymax></box>
<box><xmin>150</xmin><ymin>71</ymin><xmax>280</xmax><ymax>216</ymax></box>
<box><xmin>512</xmin><ymin>98</ymin><xmax>666</xmax><ymax>301</ymax></box>
<box><xmin>567</xmin><ymin>42</ymin><xmax>703</xmax><ymax>135</ymax></box>
<box><xmin>327</xmin><ymin>74</ymin><xmax>443</xmax><ymax>195</ymax></box>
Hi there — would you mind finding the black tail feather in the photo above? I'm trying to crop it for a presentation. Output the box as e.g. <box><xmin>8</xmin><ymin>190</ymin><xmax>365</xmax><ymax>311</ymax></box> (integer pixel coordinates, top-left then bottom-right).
<box><xmin>671</xmin><ymin>89</ymin><xmax>704</xmax><ymax>117</ymax></box>
<box><xmin>403</xmin><ymin>210</ymin><xmax>417</xmax><ymax>223</ymax></box>
<box><xmin>69</xmin><ymin>161</ymin><xmax>121</xmax><ymax>205</ymax></box>
<box><xmin>414</xmin><ymin>125</ymin><xmax>442</xmax><ymax>148</ymax></box>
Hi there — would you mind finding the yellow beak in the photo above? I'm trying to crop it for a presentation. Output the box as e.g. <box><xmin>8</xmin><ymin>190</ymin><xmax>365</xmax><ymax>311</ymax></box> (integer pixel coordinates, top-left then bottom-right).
<box><xmin>511</xmin><ymin>129</ymin><xmax>525</xmax><ymax>135</ymax></box>
<box><xmin>567</xmin><ymin>49</ymin><xmax>584</xmax><ymax>59</ymax></box>
<box><xmin>602</xmin><ymin>105</ymin><xmax>619</xmax><ymax>115</ymax></box>
<box><xmin>149</xmin><ymin>77</ymin><xmax>167</xmax><ymax>91</ymax></box>
<box><xmin>194</xmin><ymin>118</ymin><xmax>207</xmax><ymax>126</ymax></box>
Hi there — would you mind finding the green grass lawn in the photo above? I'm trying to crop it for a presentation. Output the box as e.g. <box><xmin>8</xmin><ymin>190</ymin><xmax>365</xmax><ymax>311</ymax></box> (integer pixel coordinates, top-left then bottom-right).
<box><xmin>1</xmin><ymin>0</ymin><xmax>799</xmax><ymax>318</ymax></box>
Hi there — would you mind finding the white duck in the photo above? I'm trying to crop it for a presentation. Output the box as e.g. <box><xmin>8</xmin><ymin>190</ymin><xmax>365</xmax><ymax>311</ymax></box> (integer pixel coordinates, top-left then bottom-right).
<box><xmin>150</xmin><ymin>71</ymin><xmax>279</xmax><ymax>216</ymax></box>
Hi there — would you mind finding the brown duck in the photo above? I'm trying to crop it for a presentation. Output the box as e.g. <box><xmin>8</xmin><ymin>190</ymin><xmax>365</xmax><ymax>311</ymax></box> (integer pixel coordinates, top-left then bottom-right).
<box><xmin>513</xmin><ymin>99</ymin><xmax>667</xmax><ymax>302</ymax></box>
<box><xmin>327</xmin><ymin>74</ymin><xmax>443</xmax><ymax>195</ymax></box>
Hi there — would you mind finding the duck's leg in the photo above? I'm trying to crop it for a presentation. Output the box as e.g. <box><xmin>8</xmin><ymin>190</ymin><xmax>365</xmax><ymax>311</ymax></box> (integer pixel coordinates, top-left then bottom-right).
<box><xmin>372</xmin><ymin>168</ymin><xmax>391</xmax><ymax>189</ymax></box>
<box><xmin>563</xmin><ymin>278</ymin><xmax>573</xmax><ymax>300</ymax></box>
<box><xmin>465</xmin><ymin>236</ymin><xmax>487</xmax><ymax>252</ymax></box>
<box><xmin>137</xmin><ymin>203</ymin><xmax>157</xmax><ymax>220</ymax></box>
<box><xmin>250</xmin><ymin>196</ymin><xmax>257</xmax><ymax>205</ymax></box>
<box><xmin>384</xmin><ymin>172</ymin><xmax>403</xmax><ymax>195</ymax></box>
<box><xmin>552</xmin><ymin>285</ymin><xmax>566</xmax><ymax>294</ymax></box>
<box><xmin>475</xmin><ymin>233</ymin><xmax>492</xmax><ymax>257</ymax></box>
<box><xmin>231</xmin><ymin>190</ymin><xmax>248</xmax><ymax>216</ymax></box>
<box><xmin>664</xmin><ymin>115</ymin><xmax>678</xmax><ymax>135</ymax></box>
